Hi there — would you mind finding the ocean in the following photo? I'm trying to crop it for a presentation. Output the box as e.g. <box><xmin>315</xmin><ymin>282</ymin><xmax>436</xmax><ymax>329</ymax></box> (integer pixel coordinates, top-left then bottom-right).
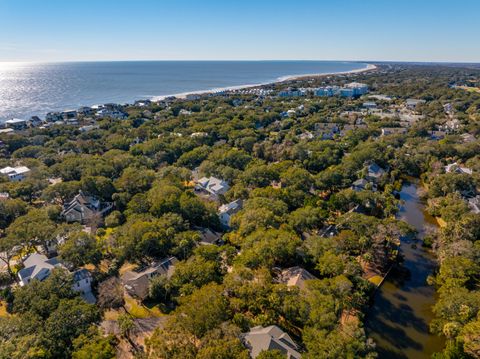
<box><xmin>0</xmin><ymin>61</ymin><xmax>368</xmax><ymax>121</ymax></box>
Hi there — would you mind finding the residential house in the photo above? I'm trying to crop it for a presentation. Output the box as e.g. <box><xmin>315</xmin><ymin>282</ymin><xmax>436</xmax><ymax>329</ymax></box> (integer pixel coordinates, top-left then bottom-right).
<box><xmin>178</xmin><ymin>109</ymin><xmax>192</xmax><ymax>116</ymax></box>
<box><xmin>77</xmin><ymin>106</ymin><xmax>94</xmax><ymax>116</ymax></box>
<box><xmin>45</xmin><ymin>112</ymin><xmax>64</xmax><ymax>122</ymax></box>
<box><xmin>95</xmin><ymin>108</ymin><xmax>128</xmax><ymax>120</ymax></box>
<box><xmin>241</xmin><ymin>325</ymin><xmax>302</xmax><ymax>359</ymax></box>
<box><xmin>79</xmin><ymin>125</ymin><xmax>99</xmax><ymax>132</ymax></box>
<box><xmin>18</xmin><ymin>253</ymin><xmax>95</xmax><ymax>302</ymax></box>
<box><xmin>121</xmin><ymin>257</ymin><xmax>178</xmax><ymax>299</ymax></box>
<box><xmin>5</xmin><ymin>118</ymin><xmax>27</xmax><ymax>130</ymax></box>
<box><xmin>195</xmin><ymin>177</ymin><xmax>230</xmax><ymax>198</ymax></box>
<box><xmin>0</xmin><ymin>166</ymin><xmax>30</xmax><ymax>181</ymax></box>
<box><xmin>218</xmin><ymin>199</ymin><xmax>243</xmax><ymax>227</ymax></box>
<box><xmin>363</xmin><ymin>101</ymin><xmax>377</xmax><ymax>109</ymax></box>
<box><xmin>61</xmin><ymin>110</ymin><xmax>78</xmax><ymax>119</ymax></box>
<box><xmin>318</xmin><ymin>224</ymin><xmax>339</xmax><ymax>238</ymax></box>
<box><xmin>444</xmin><ymin>162</ymin><xmax>473</xmax><ymax>175</ymax></box>
<box><xmin>381</xmin><ymin>127</ymin><xmax>407</xmax><ymax>136</ymax></box>
<box><xmin>351</xmin><ymin>178</ymin><xmax>377</xmax><ymax>192</ymax></box>
<box><xmin>406</xmin><ymin>98</ymin><xmax>426</xmax><ymax>109</ymax></box>
<box><xmin>197</xmin><ymin>227</ymin><xmax>222</xmax><ymax>245</ymax></box>
<box><xmin>72</xmin><ymin>268</ymin><xmax>95</xmax><ymax>303</ymax></box>
<box><xmin>365</xmin><ymin>162</ymin><xmax>386</xmax><ymax>182</ymax></box>
<box><xmin>279</xmin><ymin>266</ymin><xmax>316</xmax><ymax>291</ymax></box>
<box><xmin>27</xmin><ymin>116</ymin><xmax>43</xmax><ymax>127</ymax></box>
<box><xmin>18</xmin><ymin>253</ymin><xmax>63</xmax><ymax>286</ymax></box>
<box><xmin>61</xmin><ymin>191</ymin><xmax>113</xmax><ymax>224</ymax></box>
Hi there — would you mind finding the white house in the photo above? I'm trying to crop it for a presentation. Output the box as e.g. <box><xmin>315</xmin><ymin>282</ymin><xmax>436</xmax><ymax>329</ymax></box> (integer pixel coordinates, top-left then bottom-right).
<box><xmin>444</xmin><ymin>162</ymin><xmax>473</xmax><ymax>175</ymax></box>
<box><xmin>72</xmin><ymin>268</ymin><xmax>95</xmax><ymax>303</ymax></box>
<box><xmin>195</xmin><ymin>177</ymin><xmax>230</xmax><ymax>198</ymax></box>
<box><xmin>218</xmin><ymin>199</ymin><xmax>243</xmax><ymax>227</ymax></box>
<box><xmin>0</xmin><ymin>166</ymin><xmax>30</xmax><ymax>181</ymax></box>
<box><xmin>5</xmin><ymin>118</ymin><xmax>27</xmax><ymax>130</ymax></box>
<box><xmin>18</xmin><ymin>253</ymin><xmax>95</xmax><ymax>303</ymax></box>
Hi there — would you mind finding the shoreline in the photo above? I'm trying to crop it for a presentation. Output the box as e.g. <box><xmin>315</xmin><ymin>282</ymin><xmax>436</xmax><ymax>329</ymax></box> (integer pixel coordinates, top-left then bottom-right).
<box><xmin>0</xmin><ymin>63</ymin><xmax>377</xmax><ymax>122</ymax></box>
<box><xmin>151</xmin><ymin>63</ymin><xmax>377</xmax><ymax>101</ymax></box>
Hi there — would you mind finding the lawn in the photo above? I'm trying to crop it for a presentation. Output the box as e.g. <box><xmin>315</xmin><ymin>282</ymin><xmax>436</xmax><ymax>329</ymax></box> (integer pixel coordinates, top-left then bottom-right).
<box><xmin>0</xmin><ymin>300</ymin><xmax>10</xmax><ymax>318</ymax></box>
<box><xmin>103</xmin><ymin>294</ymin><xmax>164</xmax><ymax>321</ymax></box>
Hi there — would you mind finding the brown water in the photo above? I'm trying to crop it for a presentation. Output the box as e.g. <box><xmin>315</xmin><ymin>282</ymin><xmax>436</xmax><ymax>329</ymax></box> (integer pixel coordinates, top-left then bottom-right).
<box><xmin>365</xmin><ymin>182</ymin><xmax>445</xmax><ymax>358</ymax></box>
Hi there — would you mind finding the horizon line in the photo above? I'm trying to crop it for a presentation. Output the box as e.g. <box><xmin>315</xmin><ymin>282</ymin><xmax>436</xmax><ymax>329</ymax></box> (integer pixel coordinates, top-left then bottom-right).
<box><xmin>1</xmin><ymin>59</ymin><xmax>480</xmax><ymax>65</ymax></box>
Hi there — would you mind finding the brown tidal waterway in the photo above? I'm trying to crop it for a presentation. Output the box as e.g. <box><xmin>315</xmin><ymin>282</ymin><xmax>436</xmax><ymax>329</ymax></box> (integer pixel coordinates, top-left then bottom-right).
<box><xmin>365</xmin><ymin>181</ymin><xmax>445</xmax><ymax>358</ymax></box>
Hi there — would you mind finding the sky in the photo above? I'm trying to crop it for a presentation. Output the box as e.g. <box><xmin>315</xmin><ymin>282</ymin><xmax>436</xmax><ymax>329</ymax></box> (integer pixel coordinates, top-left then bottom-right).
<box><xmin>0</xmin><ymin>0</ymin><xmax>479</xmax><ymax>63</ymax></box>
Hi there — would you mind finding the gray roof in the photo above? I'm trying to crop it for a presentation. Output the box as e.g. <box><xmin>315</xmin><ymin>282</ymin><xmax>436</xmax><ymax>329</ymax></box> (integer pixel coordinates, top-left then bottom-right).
<box><xmin>242</xmin><ymin>325</ymin><xmax>301</xmax><ymax>359</ymax></box>
<box><xmin>218</xmin><ymin>199</ymin><xmax>243</xmax><ymax>216</ymax></box>
<box><xmin>18</xmin><ymin>253</ymin><xmax>63</xmax><ymax>283</ymax></box>
<box><xmin>73</xmin><ymin>268</ymin><xmax>91</xmax><ymax>282</ymax></box>
<box><xmin>279</xmin><ymin>267</ymin><xmax>316</xmax><ymax>290</ymax></box>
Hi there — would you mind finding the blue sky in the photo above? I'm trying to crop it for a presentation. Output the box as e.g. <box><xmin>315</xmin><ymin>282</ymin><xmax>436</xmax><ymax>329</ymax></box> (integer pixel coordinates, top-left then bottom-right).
<box><xmin>0</xmin><ymin>0</ymin><xmax>479</xmax><ymax>62</ymax></box>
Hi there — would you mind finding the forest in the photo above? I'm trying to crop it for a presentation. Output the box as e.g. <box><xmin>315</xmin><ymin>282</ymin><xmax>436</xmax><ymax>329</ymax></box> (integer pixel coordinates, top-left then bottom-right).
<box><xmin>0</xmin><ymin>63</ymin><xmax>479</xmax><ymax>359</ymax></box>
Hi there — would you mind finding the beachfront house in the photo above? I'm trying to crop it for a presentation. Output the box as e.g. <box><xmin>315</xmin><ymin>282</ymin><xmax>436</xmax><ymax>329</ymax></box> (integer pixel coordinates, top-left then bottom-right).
<box><xmin>5</xmin><ymin>118</ymin><xmax>27</xmax><ymax>130</ymax></box>
<box><xmin>0</xmin><ymin>166</ymin><xmax>31</xmax><ymax>181</ymax></box>
<box><xmin>241</xmin><ymin>325</ymin><xmax>302</xmax><ymax>359</ymax></box>
<box><xmin>61</xmin><ymin>191</ymin><xmax>113</xmax><ymax>224</ymax></box>
<box><xmin>121</xmin><ymin>257</ymin><xmax>178</xmax><ymax>300</ymax></box>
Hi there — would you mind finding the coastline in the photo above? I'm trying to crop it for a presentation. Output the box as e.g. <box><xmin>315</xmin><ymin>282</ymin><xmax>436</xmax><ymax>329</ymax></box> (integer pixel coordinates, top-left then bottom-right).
<box><xmin>151</xmin><ymin>63</ymin><xmax>377</xmax><ymax>101</ymax></box>
<box><xmin>0</xmin><ymin>62</ymin><xmax>377</xmax><ymax>122</ymax></box>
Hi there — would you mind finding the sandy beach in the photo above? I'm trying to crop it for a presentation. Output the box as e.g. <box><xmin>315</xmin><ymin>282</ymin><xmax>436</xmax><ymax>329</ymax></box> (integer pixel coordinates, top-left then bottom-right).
<box><xmin>152</xmin><ymin>63</ymin><xmax>377</xmax><ymax>101</ymax></box>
